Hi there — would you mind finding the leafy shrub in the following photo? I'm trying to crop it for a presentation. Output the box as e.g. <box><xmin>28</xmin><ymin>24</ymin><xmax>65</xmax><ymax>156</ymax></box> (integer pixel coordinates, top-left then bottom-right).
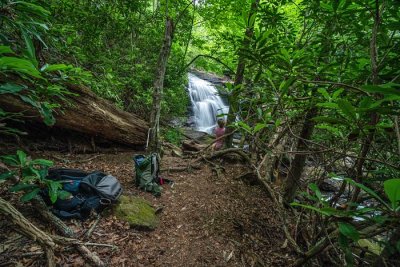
<box><xmin>0</xmin><ymin>150</ymin><xmax>70</xmax><ymax>203</ymax></box>
<box><xmin>162</xmin><ymin>128</ymin><xmax>183</xmax><ymax>145</ymax></box>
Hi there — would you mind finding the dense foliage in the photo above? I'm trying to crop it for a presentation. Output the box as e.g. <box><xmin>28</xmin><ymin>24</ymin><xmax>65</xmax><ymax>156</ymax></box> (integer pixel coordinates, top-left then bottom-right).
<box><xmin>1</xmin><ymin>0</ymin><xmax>400</xmax><ymax>266</ymax></box>
<box><xmin>191</xmin><ymin>0</ymin><xmax>400</xmax><ymax>266</ymax></box>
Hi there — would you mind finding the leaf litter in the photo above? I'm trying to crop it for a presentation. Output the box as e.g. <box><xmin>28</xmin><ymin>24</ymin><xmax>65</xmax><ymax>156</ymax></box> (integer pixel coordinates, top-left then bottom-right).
<box><xmin>0</xmin><ymin>150</ymin><xmax>294</xmax><ymax>266</ymax></box>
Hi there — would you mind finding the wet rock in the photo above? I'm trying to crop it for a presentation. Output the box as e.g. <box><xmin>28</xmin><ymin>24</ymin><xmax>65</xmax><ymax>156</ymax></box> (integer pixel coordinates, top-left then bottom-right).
<box><xmin>319</xmin><ymin>179</ymin><xmax>340</xmax><ymax>192</ymax></box>
<box><xmin>114</xmin><ymin>195</ymin><xmax>159</xmax><ymax>230</ymax></box>
<box><xmin>189</xmin><ymin>69</ymin><xmax>232</xmax><ymax>86</ymax></box>
<box><xmin>183</xmin><ymin>128</ymin><xmax>212</xmax><ymax>142</ymax></box>
<box><xmin>185</xmin><ymin>116</ymin><xmax>196</xmax><ymax>127</ymax></box>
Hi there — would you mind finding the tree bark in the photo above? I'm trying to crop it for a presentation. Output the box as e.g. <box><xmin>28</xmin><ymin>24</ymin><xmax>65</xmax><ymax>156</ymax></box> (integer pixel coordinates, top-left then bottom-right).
<box><xmin>148</xmin><ymin>17</ymin><xmax>174</xmax><ymax>153</ymax></box>
<box><xmin>0</xmin><ymin>83</ymin><xmax>149</xmax><ymax>147</ymax></box>
<box><xmin>283</xmin><ymin>107</ymin><xmax>317</xmax><ymax>204</ymax></box>
<box><xmin>225</xmin><ymin>0</ymin><xmax>260</xmax><ymax>148</ymax></box>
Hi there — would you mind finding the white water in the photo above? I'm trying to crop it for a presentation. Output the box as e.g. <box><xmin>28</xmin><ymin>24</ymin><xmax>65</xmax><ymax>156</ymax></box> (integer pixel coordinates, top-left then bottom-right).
<box><xmin>188</xmin><ymin>73</ymin><xmax>229</xmax><ymax>134</ymax></box>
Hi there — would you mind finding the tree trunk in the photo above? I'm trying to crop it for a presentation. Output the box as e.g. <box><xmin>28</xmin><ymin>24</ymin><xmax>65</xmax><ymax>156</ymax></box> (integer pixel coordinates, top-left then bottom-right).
<box><xmin>148</xmin><ymin>17</ymin><xmax>174</xmax><ymax>153</ymax></box>
<box><xmin>283</xmin><ymin>107</ymin><xmax>317</xmax><ymax>204</ymax></box>
<box><xmin>225</xmin><ymin>0</ymin><xmax>260</xmax><ymax>148</ymax></box>
<box><xmin>0</xmin><ymin>83</ymin><xmax>149</xmax><ymax>147</ymax></box>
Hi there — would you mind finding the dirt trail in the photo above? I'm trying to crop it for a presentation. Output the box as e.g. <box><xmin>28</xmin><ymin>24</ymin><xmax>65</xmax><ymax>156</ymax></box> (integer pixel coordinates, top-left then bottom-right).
<box><xmin>1</xmin><ymin>151</ymin><xmax>293</xmax><ymax>266</ymax></box>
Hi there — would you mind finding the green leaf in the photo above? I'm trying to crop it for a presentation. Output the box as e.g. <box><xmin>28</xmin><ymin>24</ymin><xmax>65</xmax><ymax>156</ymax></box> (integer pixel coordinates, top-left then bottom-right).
<box><xmin>339</xmin><ymin>222</ymin><xmax>359</xmax><ymax>241</ymax></box>
<box><xmin>316</xmin><ymin>102</ymin><xmax>339</xmax><ymax>109</ymax></box>
<box><xmin>253</xmin><ymin>123</ymin><xmax>266</xmax><ymax>133</ymax></box>
<box><xmin>312</xmin><ymin>116</ymin><xmax>347</xmax><ymax>125</ymax></box>
<box><xmin>30</xmin><ymin>159</ymin><xmax>53</xmax><ymax>167</ymax></box>
<box><xmin>14</xmin><ymin>1</ymin><xmax>51</xmax><ymax>18</ymax></box>
<box><xmin>236</xmin><ymin>121</ymin><xmax>252</xmax><ymax>133</ymax></box>
<box><xmin>338</xmin><ymin>232</ymin><xmax>349</xmax><ymax>248</ymax></box>
<box><xmin>316</xmin><ymin>125</ymin><xmax>342</xmax><ymax>137</ymax></box>
<box><xmin>0</xmin><ymin>83</ymin><xmax>27</xmax><ymax>94</ymax></box>
<box><xmin>21</xmin><ymin>29</ymin><xmax>38</xmax><ymax>68</ymax></box>
<box><xmin>0</xmin><ymin>171</ymin><xmax>14</xmax><ymax>180</ymax></box>
<box><xmin>0</xmin><ymin>46</ymin><xmax>13</xmax><ymax>54</ymax></box>
<box><xmin>20</xmin><ymin>188</ymin><xmax>40</xmax><ymax>202</ymax></box>
<box><xmin>41</xmin><ymin>64</ymin><xmax>73</xmax><ymax>72</ymax></box>
<box><xmin>337</xmin><ymin>99</ymin><xmax>357</xmax><ymax>120</ymax></box>
<box><xmin>291</xmin><ymin>202</ymin><xmax>339</xmax><ymax>216</ymax></box>
<box><xmin>332</xmin><ymin>89</ymin><xmax>344</xmax><ymax>99</ymax></box>
<box><xmin>345</xmin><ymin>178</ymin><xmax>391</xmax><ymax>210</ymax></box>
<box><xmin>0</xmin><ymin>155</ymin><xmax>19</xmax><ymax>166</ymax></box>
<box><xmin>383</xmin><ymin>179</ymin><xmax>400</xmax><ymax>209</ymax></box>
<box><xmin>309</xmin><ymin>183</ymin><xmax>322</xmax><ymax>200</ymax></box>
<box><xmin>247</xmin><ymin>13</ymin><xmax>256</xmax><ymax>28</ymax></box>
<box><xmin>318</xmin><ymin>88</ymin><xmax>330</xmax><ymax>101</ymax></box>
<box><xmin>10</xmin><ymin>183</ymin><xmax>38</xmax><ymax>192</ymax></box>
<box><xmin>58</xmin><ymin>190</ymin><xmax>71</xmax><ymax>200</ymax></box>
<box><xmin>17</xmin><ymin>150</ymin><xmax>27</xmax><ymax>166</ymax></box>
<box><xmin>47</xmin><ymin>180</ymin><xmax>62</xmax><ymax>203</ymax></box>
<box><xmin>279</xmin><ymin>77</ymin><xmax>296</xmax><ymax>94</ymax></box>
<box><xmin>38</xmin><ymin>102</ymin><xmax>55</xmax><ymax>126</ymax></box>
<box><xmin>0</xmin><ymin>56</ymin><xmax>43</xmax><ymax>79</ymax></box>
<box><xmin>362</xmin><ymin>83</ymin><xmax>400</xmax><ymax>96</ymax></box>
<box><xmin>320</xmin><ymin>2</ymin><xmax>333</xmax><ymax>11</ymax></box>
<box><xmin>19</xmin><ymin>95</ymin><xmax>39</xmax><ymax>108</ymax></box>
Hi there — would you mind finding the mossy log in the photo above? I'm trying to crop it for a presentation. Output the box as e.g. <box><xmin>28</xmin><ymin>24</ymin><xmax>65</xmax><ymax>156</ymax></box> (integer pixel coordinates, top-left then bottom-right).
<box><xmin>0</xmin><ymin>83</ymin><xmax>149</xmax><ymax>146</ymax></box>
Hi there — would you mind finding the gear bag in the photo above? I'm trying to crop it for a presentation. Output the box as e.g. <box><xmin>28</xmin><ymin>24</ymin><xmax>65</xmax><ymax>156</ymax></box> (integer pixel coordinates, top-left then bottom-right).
<box><xmin>133</xmin><ymin>154</ymin><xmax>162</xmax><ymax>196</ymax></box>
<box><xmin>42</xmin><ymin>168</ymin><xmax>123</xmax><ymax>220</ymax></box>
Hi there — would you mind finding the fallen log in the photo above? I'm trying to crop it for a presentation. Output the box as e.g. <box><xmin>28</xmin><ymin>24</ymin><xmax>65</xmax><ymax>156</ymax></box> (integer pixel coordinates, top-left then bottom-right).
<box><xmin>0</xmin><ymin>83</ymin><xmax>149</xmax><ymax>146</ymax></box>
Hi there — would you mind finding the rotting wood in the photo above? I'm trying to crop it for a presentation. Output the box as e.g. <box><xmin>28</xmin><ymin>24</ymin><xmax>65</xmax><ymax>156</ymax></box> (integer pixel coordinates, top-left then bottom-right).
<box><xmin>0</xmin><ymin>83</ymin><xmax>149</xmax><ymax>147</ymax></box>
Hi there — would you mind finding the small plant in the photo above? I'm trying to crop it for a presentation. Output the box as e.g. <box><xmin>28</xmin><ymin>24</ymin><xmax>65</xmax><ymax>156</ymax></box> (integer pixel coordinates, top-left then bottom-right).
<box><xmin>0</xmin><ymin>150</ymin><xmax>70</xmax><ymax>203</ymax></box>
<box><xmin>163</xmin><ymin>128</ymin><xmax>183</xmax><ymax>145</ymax></box>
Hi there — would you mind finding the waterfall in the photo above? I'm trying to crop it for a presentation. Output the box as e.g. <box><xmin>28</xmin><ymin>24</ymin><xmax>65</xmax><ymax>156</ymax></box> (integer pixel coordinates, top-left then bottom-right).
<box><xmin>188</xmin><ymin>73</ymin><xmax>229</xmax><ymax>134</ymax></box>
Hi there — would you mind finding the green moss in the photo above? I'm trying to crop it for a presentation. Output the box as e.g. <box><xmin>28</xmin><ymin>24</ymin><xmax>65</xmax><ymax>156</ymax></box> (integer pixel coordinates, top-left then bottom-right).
<box><xmin>114</xmin><ymin>195</ymin><xmax>159</xmax><ymax>230</ymax></box>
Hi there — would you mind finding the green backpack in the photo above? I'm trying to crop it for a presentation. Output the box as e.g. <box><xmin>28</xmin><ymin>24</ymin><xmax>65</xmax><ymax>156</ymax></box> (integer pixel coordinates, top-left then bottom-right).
<box><xmin>133</xmin><ymin>154</ymin><xmax>162</xmax><ymax>196</ymax></box>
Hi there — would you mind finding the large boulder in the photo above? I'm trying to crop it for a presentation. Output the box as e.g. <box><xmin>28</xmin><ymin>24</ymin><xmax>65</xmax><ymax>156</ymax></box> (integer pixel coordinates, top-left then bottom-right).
<box><xmin>114</xmin><ymin>195</ymin><xmax>159</xmax><ymax>230</ymax></box>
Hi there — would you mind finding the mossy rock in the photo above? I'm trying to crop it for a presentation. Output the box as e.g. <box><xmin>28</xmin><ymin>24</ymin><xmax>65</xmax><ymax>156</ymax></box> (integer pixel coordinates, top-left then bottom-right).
<box><xmin>114</xmin><ymin>195</ymin><xmax>159</xmax><ymax>230</ymax></box>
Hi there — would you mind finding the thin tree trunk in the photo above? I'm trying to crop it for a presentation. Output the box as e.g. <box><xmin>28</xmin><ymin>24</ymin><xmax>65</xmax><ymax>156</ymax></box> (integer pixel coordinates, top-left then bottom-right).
<box><xmin>180</xmin><ymin>1</ymin><xmax>195</xmax><ymax>72</ymax></box>
<box><xmin>225</xmin><ymin>0</ymin><xmax>260</xmax><ymax>148</ymax></box>
<box><xmin>283</xmin><ymin>107</ymin><xmax>317</xmax><ymax>204</ymax></box>
<box><xmin>148</xmin><ymin>16</ymin><xmax>174</xmax><ymax>153</ymax></box>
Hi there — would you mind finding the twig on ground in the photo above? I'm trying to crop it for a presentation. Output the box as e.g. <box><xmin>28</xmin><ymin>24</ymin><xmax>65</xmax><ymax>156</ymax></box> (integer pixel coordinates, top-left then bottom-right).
<box><xmin>84</xmin><ymin>214</ymin><xmax>101</xmax><ymax>238</ymax></box>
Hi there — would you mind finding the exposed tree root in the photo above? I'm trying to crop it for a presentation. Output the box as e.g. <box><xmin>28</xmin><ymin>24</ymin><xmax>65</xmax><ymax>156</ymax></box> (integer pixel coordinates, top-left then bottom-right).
<box><xmin>194</xmin><ymin>148</ymin><xmax>303</xmax><ymax>255</ymax></box>
<box><xmin>0</xmin><ymin>197</ymin><xmax>106</xmax><ymax>267</ymax></box>
<box><xmin>161</xmin><ymin>163</ymin><xmax>202</xmax><ymax>173</ymax></box>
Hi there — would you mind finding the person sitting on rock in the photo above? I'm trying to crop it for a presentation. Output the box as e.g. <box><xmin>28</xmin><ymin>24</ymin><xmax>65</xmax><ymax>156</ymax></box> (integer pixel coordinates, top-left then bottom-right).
<box><xmin>213</xmin><ymin>118</ymin><xmax>226</xmax><ymax>151</ymax></box>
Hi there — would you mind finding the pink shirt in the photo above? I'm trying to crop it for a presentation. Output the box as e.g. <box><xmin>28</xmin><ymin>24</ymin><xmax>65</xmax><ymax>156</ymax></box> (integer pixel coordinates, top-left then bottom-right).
<box><xmin>214</xmin><ymin>127</ymin><xmax>225</xmax><ymax>150</ymax></box>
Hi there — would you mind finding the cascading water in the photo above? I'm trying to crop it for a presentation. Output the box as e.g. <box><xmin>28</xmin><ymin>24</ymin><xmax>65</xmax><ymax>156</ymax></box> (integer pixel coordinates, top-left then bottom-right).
<box><xmin>188</xmin><ymin>73</ymin><xmax>229</xmax><ymax>134</ymax></box>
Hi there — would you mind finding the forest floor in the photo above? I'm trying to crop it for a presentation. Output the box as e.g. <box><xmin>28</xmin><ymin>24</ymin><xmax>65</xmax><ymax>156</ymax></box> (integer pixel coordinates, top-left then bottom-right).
<box><xmin>0</xmin><ymin>150</ymin><xmax>294</xmax><ymax>267</ymax></box>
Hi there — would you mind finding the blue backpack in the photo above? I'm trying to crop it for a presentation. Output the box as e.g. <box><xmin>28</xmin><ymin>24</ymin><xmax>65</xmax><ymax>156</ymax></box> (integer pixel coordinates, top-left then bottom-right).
<box><xmin>42</xmin><ymin>168</ymin><xmax>122</xmax><ymax>220</ymax></box>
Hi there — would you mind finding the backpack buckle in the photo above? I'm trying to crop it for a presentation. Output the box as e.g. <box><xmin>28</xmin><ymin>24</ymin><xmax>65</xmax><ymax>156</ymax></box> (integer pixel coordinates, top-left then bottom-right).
<box><xmin>100</xmin><ymin>198</ymin><xmax>112</xmax><ymax>206</ymax></box>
